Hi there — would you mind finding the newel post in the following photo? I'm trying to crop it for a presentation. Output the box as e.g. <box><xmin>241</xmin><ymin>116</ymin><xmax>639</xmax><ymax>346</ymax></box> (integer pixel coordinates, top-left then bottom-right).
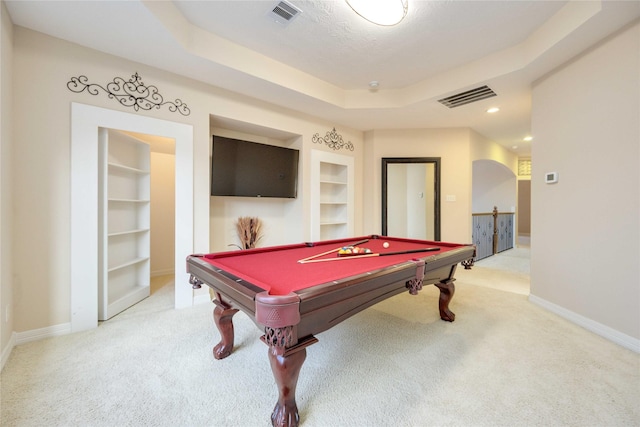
<box><xmin>492</xmin><ymin>206</ymin><xmax>498</xmax><ymax>255</ymax></box>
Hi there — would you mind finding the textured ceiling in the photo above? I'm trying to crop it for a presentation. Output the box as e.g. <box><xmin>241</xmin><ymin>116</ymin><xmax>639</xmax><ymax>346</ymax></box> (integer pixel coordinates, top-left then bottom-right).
<box><xmin>5</xmin><ymin>1</ymin><xmax>640</xmax><ymax>155</ymax></box>
<box><xmin>174</xmin><ymin>0</ymin><xmax>565</xmax><ymax>90</ymax></box>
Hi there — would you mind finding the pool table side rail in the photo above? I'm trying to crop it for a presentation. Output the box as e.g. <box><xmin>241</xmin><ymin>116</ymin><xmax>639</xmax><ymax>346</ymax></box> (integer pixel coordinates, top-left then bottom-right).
<box><xmin>292</xmin><ymin>245</ymin><xmax>474</xmax><ymax>301</ymax></box>
<box><xmin>187</xmin><ymin>244</ymin><xmax>473</xmax><ymax>308</ymax></box>
<box><xmin>187</xmin><ymin>255</ymin><xmax>263</xmax><ymax>318</ymax></box>
<box><xmin>293</xmin><ymin>245</ymin><xmax>475</xmax><ymax>338</ymax></box>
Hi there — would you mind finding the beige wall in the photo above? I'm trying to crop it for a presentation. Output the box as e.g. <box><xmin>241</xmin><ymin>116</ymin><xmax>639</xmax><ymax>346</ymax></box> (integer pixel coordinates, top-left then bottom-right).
<box><xmin>363</xmin><ymin>128</ymin><xmax>516</xmax><ymax>243</ymax></box>
<box><xmin>470</xmin><ymin>130</ymin><xmax>518</xmax><ymax>217</ymax></box>
<box><xmin>1</xmin><ymin>1</ymin><xmax>14</xmax><ymax>358</ymax></box>
<box><xmin>470</xmin><ymin>129</ymin><xmax>517</xmax><ymax>174</ymax></box>
<box><xmin>150</xmin><ymin>151</ymin><xmax>176</xmax><ymax>276</ymax></box>
<box><xmin>12</xmin><ymin>29</ymin><xmax>202</xmax><ymax>332</ymax></box>
<box><xmin>8</xmin><ymin>27</ymin><xmax>365</xmax><ymax>334</ymax></box>
<box><xmin>531</xmin><ymin>22</ymin><xmax>639</xmax><ymax>341</ymax></box>
<box><xmin>472</xmin><ymin>160</ymin><xmax>517</xmax><ymax>214</ymax></box>
<box><xmin>5</xmin><ymin>25</ymin><xmax>493</xmax><ymax>339</ymax></box>
<box><xmin>363</xmin><ymin>128</ymin><xmax>474</xmax><ymax>243</ymax></box>
<box><xmin>208</xmin><ymin>127</ymin><xmax>307</xmax><ymax>252</ymax></box>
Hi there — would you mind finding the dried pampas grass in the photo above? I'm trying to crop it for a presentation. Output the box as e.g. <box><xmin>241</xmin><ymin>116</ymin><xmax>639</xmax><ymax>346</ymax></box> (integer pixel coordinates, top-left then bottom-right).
<box><xmin>234</xmin><ymin>216</ymin><xmax>264</xmax><ymax>249</ymax></box>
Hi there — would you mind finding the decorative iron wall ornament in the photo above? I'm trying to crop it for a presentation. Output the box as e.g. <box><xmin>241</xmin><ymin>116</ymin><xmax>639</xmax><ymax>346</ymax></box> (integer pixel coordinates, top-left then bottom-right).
<box><xmin>67</xmin><ymin>72</ymin><xmax>190</xmax><ymax>116</ymax></box>
<box><xmin>312</xmin><ymin>127</ymin><xmax>354</xmax><ymax>151</ymax></box>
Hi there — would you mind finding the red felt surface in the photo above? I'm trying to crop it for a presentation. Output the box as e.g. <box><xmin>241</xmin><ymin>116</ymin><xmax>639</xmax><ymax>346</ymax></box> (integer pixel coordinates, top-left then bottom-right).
<box><xmin>202</xmin><ymin>236</ymin><xmax>465</xmax><ymax>296</ymax></box>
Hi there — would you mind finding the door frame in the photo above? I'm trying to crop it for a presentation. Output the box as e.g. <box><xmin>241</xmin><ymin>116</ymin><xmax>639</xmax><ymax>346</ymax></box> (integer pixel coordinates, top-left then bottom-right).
<box><xmin>70</xmin><ymin>103</ymin><xmax>193</xmax><ymax>332</ymax></box>
<box><xmin>381</xmin><ymin>157</ymin><xmax>441</xmax><ymax>240</ymax></box>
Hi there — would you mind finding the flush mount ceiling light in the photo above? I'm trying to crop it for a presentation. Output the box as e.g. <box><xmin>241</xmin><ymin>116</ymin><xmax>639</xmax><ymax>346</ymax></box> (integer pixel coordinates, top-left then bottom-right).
<box><xmin>346</xmin><ymin>0</ymin><xmax>408</xmax><ymax>26</ymax></box>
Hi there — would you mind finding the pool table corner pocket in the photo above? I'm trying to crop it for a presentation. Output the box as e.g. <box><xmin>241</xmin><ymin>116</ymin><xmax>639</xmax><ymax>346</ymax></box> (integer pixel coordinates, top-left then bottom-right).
<box><xmin>255</xmin><ymin>291</ymin><xmax>302</xmax><ymax>328</ymax></box>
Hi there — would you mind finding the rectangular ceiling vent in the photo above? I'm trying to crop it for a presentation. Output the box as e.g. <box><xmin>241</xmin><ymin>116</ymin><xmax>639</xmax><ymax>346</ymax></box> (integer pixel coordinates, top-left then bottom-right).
<box><xmin>438</xmin><ymin>85</ymin><xmax>497</xmax><ymax>108</ymax></box>
<box><xmin>270</xmin><ymin>1</ymin><xmax>302</xmax><ymax>25</ymax></box>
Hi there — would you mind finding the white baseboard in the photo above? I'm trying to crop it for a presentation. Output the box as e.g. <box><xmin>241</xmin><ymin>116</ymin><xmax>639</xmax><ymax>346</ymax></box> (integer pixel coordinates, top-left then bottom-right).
<box><xmin>3</xmin><ymin>324</ymin><xmax>72</xmax><ymax>371</ymax></box>
<box><xmin>151</xmin><ymin>268</ymin><xmax>175</xmax><ymax>277</ymax></box>
<box><xmin>3</xmin><ymin>293</ymin><xmax>211</xmax><ymax>370</ymax></box>
<box><xmin>529</xmin><ymin>294</ymin><xmax>639</xmax><ymax>353</ymax></box>
<box><xmin>15</xmin><ymin>323</ymin><xmax>72</xmax><ymax>346</ymax></box>
<box><xmin>1</xmin><ymin>331</ymin><xmax>16</xmax><ymax>372</ymax></box>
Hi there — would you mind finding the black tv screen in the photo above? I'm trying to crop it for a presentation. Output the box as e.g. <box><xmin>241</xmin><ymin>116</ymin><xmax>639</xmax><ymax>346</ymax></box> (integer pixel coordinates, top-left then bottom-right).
<box><xmin>211</xmin><ymin>135</ymin><xmax>299</xmax><ymax>198</ymax></box>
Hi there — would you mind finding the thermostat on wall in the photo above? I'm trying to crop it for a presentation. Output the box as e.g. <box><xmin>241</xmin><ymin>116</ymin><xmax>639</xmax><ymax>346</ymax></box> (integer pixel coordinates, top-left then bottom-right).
<box><xmin>545</xmin><ymin>172</ymin><xmax>558</xmax><ymax>184</ymax></box>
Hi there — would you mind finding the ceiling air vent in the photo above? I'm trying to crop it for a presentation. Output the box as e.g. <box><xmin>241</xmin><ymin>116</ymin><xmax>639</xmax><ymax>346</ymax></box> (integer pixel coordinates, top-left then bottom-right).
<box><xmin>438</xmin><ymin>85</ymin><xmax>497</xmax><ymax>108</ymax></box>
<box><xmin>270</xmin><ymin>1</ymin><xmax>302</xmax><ymax>25</ymax></box>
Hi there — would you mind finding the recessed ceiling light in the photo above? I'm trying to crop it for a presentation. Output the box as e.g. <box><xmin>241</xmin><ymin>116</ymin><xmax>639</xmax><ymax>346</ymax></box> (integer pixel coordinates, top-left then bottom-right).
<box><xmin>486</xmin><ymin>107</ymin><xmax>500</xmax><ymax>113</ymax></box>
<box><xmin>512</xmin><ymin>145</ymin><xmax>518</xmax><ymax>150</ymax></box>
<box><xmin>523</xmin><ymin>136</ymin><xmax>533</xmax><ymax>141</ymax></box>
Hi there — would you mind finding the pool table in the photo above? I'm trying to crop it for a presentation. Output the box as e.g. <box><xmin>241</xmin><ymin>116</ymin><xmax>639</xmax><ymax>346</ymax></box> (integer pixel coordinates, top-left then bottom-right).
<box><xmin>186</xmin><ymin>235</ymin><xmax>475</xmax><ymax>427</ymax></box>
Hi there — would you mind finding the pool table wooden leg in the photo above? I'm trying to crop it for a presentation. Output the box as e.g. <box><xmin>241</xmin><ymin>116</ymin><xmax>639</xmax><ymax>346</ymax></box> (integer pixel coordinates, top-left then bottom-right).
<box><xmin>268</xmin><ymin>345</ymin><xmax>306</xmax><ymax>427</ymax></box>
<box><xmin>212</xmin><ymin>299</ymin><xmax>239</xmax><ymax>360</ymax></box>
<box><xmin>434</xmin><ymin>279</ymin><xmax>456</xmax><ymax>322</ymax></box>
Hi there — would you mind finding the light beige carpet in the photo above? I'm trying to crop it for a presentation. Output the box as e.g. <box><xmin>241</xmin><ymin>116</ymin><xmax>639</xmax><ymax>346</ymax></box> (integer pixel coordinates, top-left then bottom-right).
<box><xmin>2</xmin><ymin>249</ymin><xmax>639</xmax><ymax>426</ymax></box>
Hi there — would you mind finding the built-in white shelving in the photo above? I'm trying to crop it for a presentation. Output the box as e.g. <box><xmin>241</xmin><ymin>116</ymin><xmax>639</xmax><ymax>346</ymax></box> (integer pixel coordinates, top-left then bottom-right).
<box><xmin>311</xmin><ymin>150</ymin><xmax>354</xmax><ymax>240</ymax></box>
<box><xmin>98</xmin><ymin>128</ymin><xmax>150</xmax><ymax>320</ymax></box>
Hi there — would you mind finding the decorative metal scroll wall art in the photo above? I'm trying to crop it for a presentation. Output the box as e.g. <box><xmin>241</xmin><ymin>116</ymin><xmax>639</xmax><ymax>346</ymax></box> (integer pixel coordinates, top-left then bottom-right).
<box><xmin>67</xmin><ymin>72</ymin><xmax>190</xmax><ymax>116</ymax></box>
<box><xmin>312</xmin><ymin>127</ymin><xmax>354</xmax><ymax>151</ymax></box>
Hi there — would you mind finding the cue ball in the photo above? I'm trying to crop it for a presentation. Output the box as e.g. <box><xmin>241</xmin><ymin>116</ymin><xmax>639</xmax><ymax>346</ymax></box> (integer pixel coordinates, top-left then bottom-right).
<box><xmin>383</xmin><ymin>242</ymin><xmax>390</xmax><ymax>248</ymax></box>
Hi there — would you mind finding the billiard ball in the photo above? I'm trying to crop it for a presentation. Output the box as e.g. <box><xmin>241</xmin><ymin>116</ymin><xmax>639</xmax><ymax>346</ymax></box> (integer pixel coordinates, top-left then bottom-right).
<box><xmin>383</xmin><ymin>242</ymin><xmax>390</xmax><ymax>248</ymax></box>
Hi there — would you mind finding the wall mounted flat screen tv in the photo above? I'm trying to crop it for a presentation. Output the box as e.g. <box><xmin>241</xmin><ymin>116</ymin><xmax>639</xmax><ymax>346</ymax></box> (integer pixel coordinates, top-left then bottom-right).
<box><xmin>211</xmin><ymin>135</ymin><xmax>299</xmax><ymax>198</ymax></box>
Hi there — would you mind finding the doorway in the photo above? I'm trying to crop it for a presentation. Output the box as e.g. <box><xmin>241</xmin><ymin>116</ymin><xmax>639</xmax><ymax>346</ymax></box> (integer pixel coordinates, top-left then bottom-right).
<box><xmin>382</xmin><ymin>157</ymin><xmax>441</xmax><ymax>240</ymax></box>
<box><xmin>117</xmin><ymin>130</ymin><xmax>176</xmax><ymax>315</ymax></box>
<box><xmin>517</xmin><ymin>179</ymin><xmax>531</xmax><ymax>246</ymax></box>
<box><xmin>70</xmin><ymin>103</ymin><xmax>193</xmax><ymax>333</ymax></box>
<box><xmin>122</xmin><ymin>130</ymin><xmax>176</xmax><ymax>278</ymax></box>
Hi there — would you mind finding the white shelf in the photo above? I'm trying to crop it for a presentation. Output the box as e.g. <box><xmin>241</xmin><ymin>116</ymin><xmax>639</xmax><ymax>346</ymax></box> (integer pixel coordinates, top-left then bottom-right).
<box><xmin>108</xmin><ymin>256</ymin><xmax>150</xmax><ymax>273</ymax></box>
<box><xmin>108</xmin><ymin>228</ymin><xmax>149</xmax><ymax>237</ymax></box>
<box><xmin>108</xmin><ymin>198</ymin><xmax>150</xmax><ymax>203</ymax></box>
<box><xmin>319</xmin><ymin>179</ymin><xmax>346</xmax><ymax>186</ymax></box>
<box><xmin>99</xmin><ymin>129</ymin><xmax>151</xmax><ymax>321</ymax></box>
<box><xmin>311</xmin><ymin>150</ymin><xmax>354</xmax><ymax>241</ymax></box>
<box><xmin>108</xmin><ymin>162</ymin><xmax>150</xmax><ymax>175</ymax></box>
